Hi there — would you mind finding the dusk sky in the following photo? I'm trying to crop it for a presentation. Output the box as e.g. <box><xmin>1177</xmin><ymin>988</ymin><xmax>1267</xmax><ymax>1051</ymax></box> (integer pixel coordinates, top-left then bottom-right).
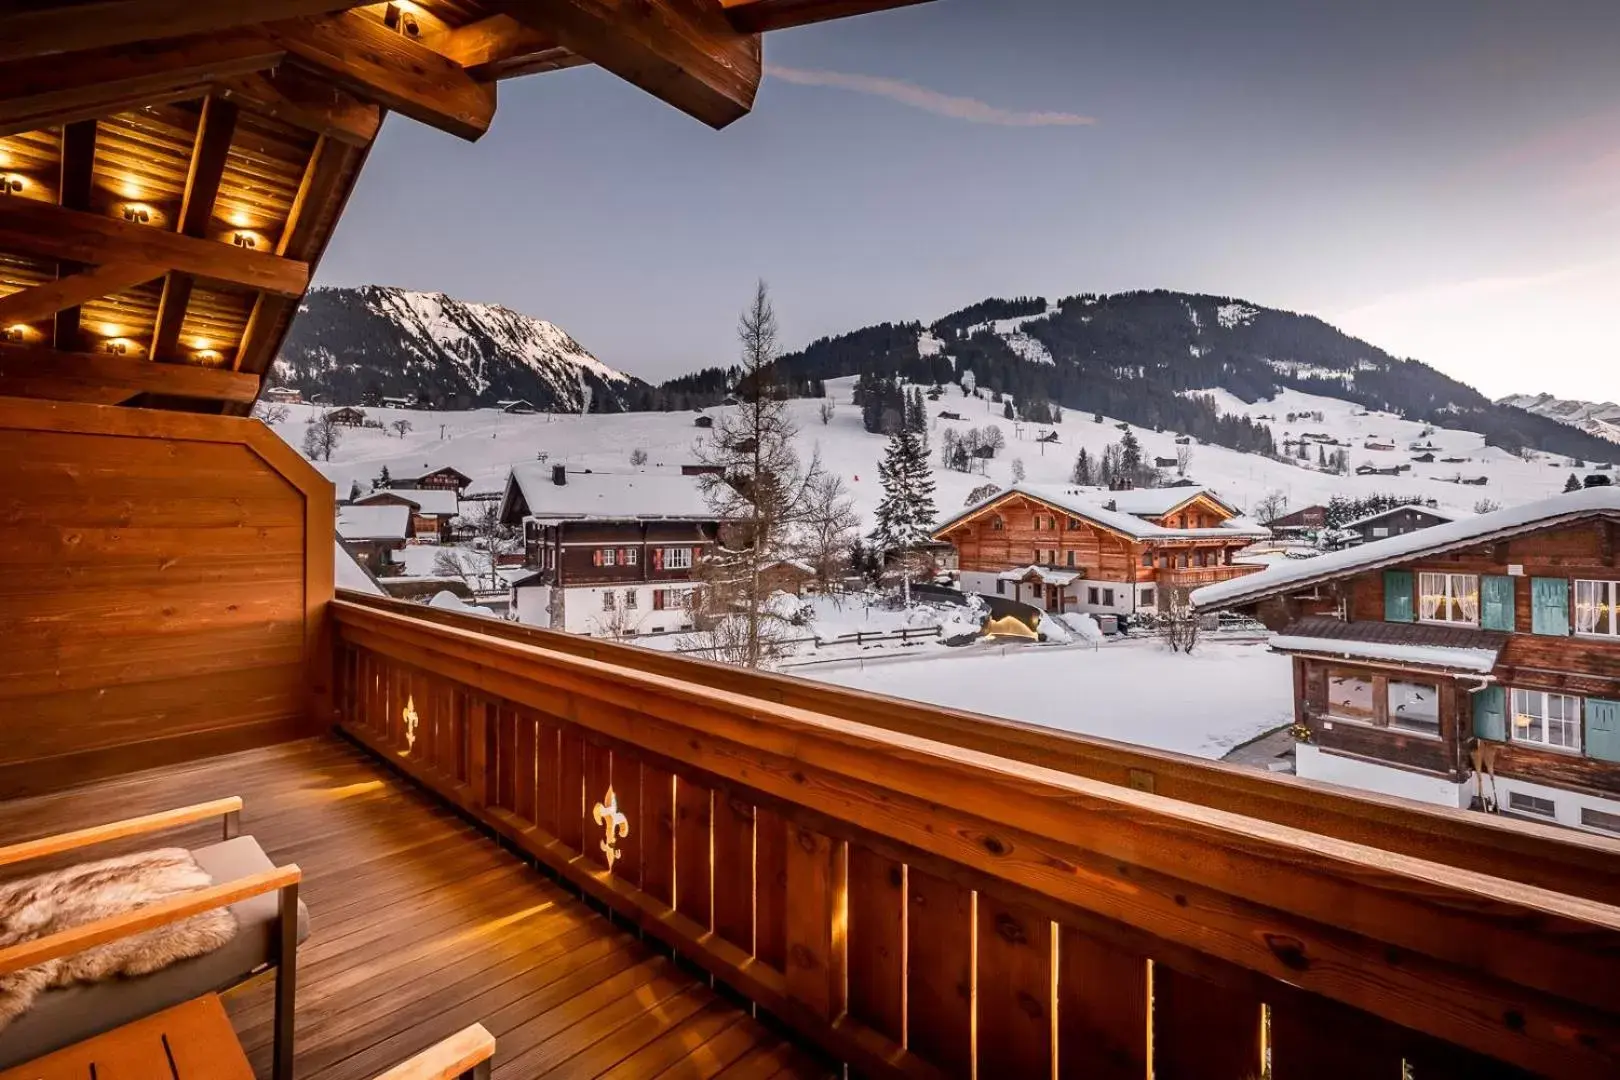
<box><xmin>319</xmin><ymin>0</ymin><xmax>1620</xmax><ymax>401</ymax></box>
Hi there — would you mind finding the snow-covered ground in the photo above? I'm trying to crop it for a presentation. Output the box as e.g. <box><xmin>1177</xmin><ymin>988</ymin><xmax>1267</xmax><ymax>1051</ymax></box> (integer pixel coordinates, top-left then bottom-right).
<box><xmin>268</xmin><ymin>377</ymin><xmax>1577</xmax><ymax>528</ymax></box>
<box><xmin>799</xmin><ymin>637</ymin><xmax>1294</xmax><ymax>759</ymax></box>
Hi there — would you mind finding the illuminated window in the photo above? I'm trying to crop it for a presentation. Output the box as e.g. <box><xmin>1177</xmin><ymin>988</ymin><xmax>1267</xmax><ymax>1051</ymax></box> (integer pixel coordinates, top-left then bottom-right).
<box><xmin>1575</xmin><ymin>579</ymin><xmax>1619</xmax><ymax>637</ymax></box>
<box><xmin>1418</xmin><ymin>572</ymin><xmax>1479</xmax><ymax>625</ymax></box>
<box><xmin>1511</xmin><ymin>689</ymin><xmax>1581</xmax><ymax>752</ymax></box>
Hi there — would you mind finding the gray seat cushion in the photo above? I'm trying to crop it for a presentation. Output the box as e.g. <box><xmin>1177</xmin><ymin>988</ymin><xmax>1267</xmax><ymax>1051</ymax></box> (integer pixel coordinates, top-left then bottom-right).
<box><xmin>0</xmin><ymin>835</ymin><xmax>310</xmax><ymax>1069</ymax></box>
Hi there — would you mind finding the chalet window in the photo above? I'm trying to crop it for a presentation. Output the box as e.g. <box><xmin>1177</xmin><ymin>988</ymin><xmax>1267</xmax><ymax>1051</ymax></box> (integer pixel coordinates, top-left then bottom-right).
<box><xmin>602</xmin><ymin>590</ymin><xmax>616</xmax><ymax>611</ymax></box>
<box><xmin>1387</xmin><ymin>680</ymin><xmax>1440</xmax><ymax>738</ymax></box>
<box><xmin>1069</xmin><ymin>518</ymin><xmax>1081</xmax><ymax>530</ymax></box>
<box><xmin>1066</xmin><ymin>550</ymin><xmax>1076</xmax><ymax>568</ymax></box>
<box><xmin>1141</xmin><ymin>552</ymin><xmax>1153</xmax><ymax>568</ymax></box>
<box><xmin>1141</xmin><ymin>588</ymin><xmax>1155</xmax><ymax>607</ymax></box>
<box><xmin>996</xmin><ymin>580</ymin><xmax>1005</xmax><ymax>595</ymax></box>
<box><xmin>598</xmin><ymin>548</ymin><xmax>617</xmax><ymax>567</ymax></box>
<box><xmin>991</xmin><ymin>516</ymin><xmax>1005</xmax><ymax>531</ymax></box>
<box><xmin>1508</xmin><ymin>791</ymin><xmax>1557</xmax><ymax>819</ymax></box>
<box><xmin>624</xmin><ymin>590</ymin><xmax>637</xmax><ymax>610</ymax></box>
<box><xmin>1102</xmin><ymin>588</ymin><xmax>1115</xmax><ymax>606</ymax></box>
<box><xmin>1326</xmin><ymin>671</ymin><xmax>1377</xmax><ymax>724</ymax></box>
<box><xmin>1575</xmin><ymin>580</ymin><xmax>1619</xmax><ymax>637</ymax></box>
<box><xmin>1372</xmin><ymin>527</ymin><xmax>1389</xmax><ymax>538</ymax></box>
<box><xmin>1511</xmin><ymin>689</ymin><xmax>1581</xmax><ymax>752</ymax></box>
<box><xmin>1582</xmin><ymin>807</ymin><xmax>1620</xmax><ymax>835</ymax></box>
<box><xmin>1087</xmin><ymin>587</ymin><xmax>1099</xmax><ymax>605</ymax></box>
<box><xmin>663</xmin><ymin>547</ymin><xmax>693</xmax><ymax>570</ymax></box>
<box><xmin>623</xmin><ymin>548</ymin><xmax>638</xmax><ymax>566</ymax></box>
<box><xmin>1418</xmin><ymin>572</ymin><xmax>1479</xmax><ymax>625</ymax></box>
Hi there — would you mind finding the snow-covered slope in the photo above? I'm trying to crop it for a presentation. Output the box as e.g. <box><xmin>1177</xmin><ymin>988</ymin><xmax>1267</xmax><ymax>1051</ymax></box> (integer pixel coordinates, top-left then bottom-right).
<box><xmin>273</xmin><ymin>285</ymin><xmax>641</xmax><ymax>412</ymax></box>
<box><xmin>1499</xmin><ymin>393</ymin><xmax>1620</xmax><ymax>446</ymax></box>
<box><xmin>273</xmin><ymin>378</ymin><xmax>1585</xmax><ymax>528</ymax></box>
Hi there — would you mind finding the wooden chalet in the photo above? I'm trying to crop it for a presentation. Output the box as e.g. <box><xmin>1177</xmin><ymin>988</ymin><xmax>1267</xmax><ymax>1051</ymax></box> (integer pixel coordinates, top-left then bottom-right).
<box><xmin>933</xmin><ymin>483</ymin><xmax>1270</xmax><ymax>614</ymax></box>
<box><xmin>7</xmin><ymin>6</ymin><xmax>1620</xmax><ymax>1080</ymax></box>
<box><xmin>352</xmin><ymin>486</ymin><xmax>459</xmax><ymax>543</ymax></box>
<box><xmin>384</xmin><ymin>462</ymin><xmax>472</xmax><ymax>493</ymax></box>
<box><xmin>336</xmin><ymin>502</ymin><xmax>414</xmax><ymax>573</ymax></box>
<box><xmin>1192</xmin><ymin>488</ymin><xmax>1620</xmax><ymax>834</ymax></box>
<box><xmin>1341</xmin><ymin>503</ymin><xmax>1456</xmax><ymax>547</ymax></box>
<box><xmin>500</xmin><ymin>464</ymin><xmax>720</xmax><ymax>637</ymax></box>
<box><xmin>1266</xmin><ymin>503</ymin><xmax>1328</xmax><ymax>536</ymax></box>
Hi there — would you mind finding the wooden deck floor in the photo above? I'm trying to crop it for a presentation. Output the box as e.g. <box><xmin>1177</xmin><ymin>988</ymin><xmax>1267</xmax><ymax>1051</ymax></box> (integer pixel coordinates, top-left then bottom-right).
<box><xmin>0</xmin><ymin>737</ymin><xmax>832</xmax><ymax>1080</ymax></box>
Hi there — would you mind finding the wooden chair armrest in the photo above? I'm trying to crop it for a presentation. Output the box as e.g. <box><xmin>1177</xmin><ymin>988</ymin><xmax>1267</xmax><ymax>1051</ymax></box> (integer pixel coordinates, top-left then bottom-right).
<box><xmin>0</xmin><ymin>863</ymin><xmax>300</xmax><ymax>977</ymax></box>
<box><xmin>370</xmin><ymin>1024</ymin><xmax>496</xmax><ymax>1080</ymax></box>
<box><xmin>0</xmin><ymin>797</ymin><xmax>244</xmax><ymax>869</ymax></box>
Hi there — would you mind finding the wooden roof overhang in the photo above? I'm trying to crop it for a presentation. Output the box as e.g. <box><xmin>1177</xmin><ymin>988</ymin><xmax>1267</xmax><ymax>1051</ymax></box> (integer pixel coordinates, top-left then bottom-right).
<box><xmin>0</xmin><ymin>0</ymin><xmax>932</xmax><ymax>416</ymax></box>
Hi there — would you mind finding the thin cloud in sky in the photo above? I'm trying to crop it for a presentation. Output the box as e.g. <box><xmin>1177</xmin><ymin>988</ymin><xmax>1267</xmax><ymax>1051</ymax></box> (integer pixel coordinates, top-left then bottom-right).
<box><xmin>766</xmin><ymin>64</ymin><xmax>1097</xmax><ymax>128</ymax></box>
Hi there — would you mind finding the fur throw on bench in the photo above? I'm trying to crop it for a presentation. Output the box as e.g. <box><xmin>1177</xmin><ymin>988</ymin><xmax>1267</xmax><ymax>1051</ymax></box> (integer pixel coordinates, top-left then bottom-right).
<box><xmin>0</xmin><ymin>847</ymin><xmax>236</xmax><ymax>1030</ymax></box>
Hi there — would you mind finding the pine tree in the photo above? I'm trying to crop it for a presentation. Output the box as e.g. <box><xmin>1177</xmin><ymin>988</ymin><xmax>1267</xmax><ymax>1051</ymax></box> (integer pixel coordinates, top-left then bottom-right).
<box><xmin>1119</xmin><ymin>430</ymin><xmax>1143</xmax><ymax>479</ymax></box>
<box><xmin>873</xmin><ymin>427</ymin><xmax>938</xmax><ymax>607</ymax></box>
<box><xmin>1318</xmin><ymin>445</ymin><xmax>1327</xmax><ymax>468</ymax></box>
<box><xmin>1565</xmin><ymin>472</ymin><xmax>1584</xmax><ymax>493</ymax></box>
<box><xmin>1003</xmin><ymin>400</ymin><xmax>1015</xmax><ymax>420</ymax></box>
<box><xmin>1072</xmin><ymin>448</ymin><xmax>1093</xmax><ymax>485</ymax></box>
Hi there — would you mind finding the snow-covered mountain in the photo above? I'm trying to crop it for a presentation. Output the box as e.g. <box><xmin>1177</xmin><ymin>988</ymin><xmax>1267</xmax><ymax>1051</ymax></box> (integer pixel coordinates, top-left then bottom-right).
<box><xmin>1498</xmin><ymin>393</ymin><xmax>1620</xmax><ymax>446</ymax></box>
<box><xmin>273</xmin><ymin>286</ymin><xmax>643</xmax><ymax>412</ymax></box>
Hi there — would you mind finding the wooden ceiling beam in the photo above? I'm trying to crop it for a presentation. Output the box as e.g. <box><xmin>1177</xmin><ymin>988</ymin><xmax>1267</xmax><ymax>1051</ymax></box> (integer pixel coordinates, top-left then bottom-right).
<box><xmin>0</xmin><ymin>0</ymin><xmax>367</xmax><ymax>65</ymax></box>
<box><xmin>53</xmin><ymin>120</ymin><xmax>98</xmax><ymax>351</ymax></box>
<box><xmin>0</xmin><ymin>264</ymin><xmax>166</xmax><ymax>328</ymax></box>
<box><xmin>214</xmin><ymin>68</ymin><xmax>383</xmax><ymax>147</ymax></box>
<box><xmin>152</xmin><ymin>96</ymin><xmax>241</xmax><ymax>363</ymax></box>
<box><xmin>495</xmin><ymin>0</ymin><xmax>761</xmax><ymax>129</ymax></box>
<box><xmin>0</xmin><ymin>29</ymin><xmax>284</xmax><ymax>139</ymax></box>
<box><xmin>0</xmin><ymin>344</ymin><xmax>260</xmax><ymax>405</ymax></box>
<box><xmin>0</xmin><ymin>199</ymin><xmax>309</xmax><ymax>297</ymax></box>
<box><xmin>720</xmin><ymin>0</ymin><xmax>932</xmax><ymax>33</ymax></box>
<box><xmin>424</xmin><ymin>14</ymin><xmax>555</xmax><ymax>73</ymax></box>
<box><xmin>268</xmin><ymin>12</ymin><xmax>496</xmax><ymax>141</ymax></box>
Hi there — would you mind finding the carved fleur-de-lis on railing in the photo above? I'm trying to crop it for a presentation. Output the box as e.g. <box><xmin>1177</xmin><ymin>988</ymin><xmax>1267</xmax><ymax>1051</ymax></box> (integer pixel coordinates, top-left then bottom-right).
<box><xmin>402</xmin><ymin>696</ymin><xmax>418</xmax><ymax>750</ymax></box>
<box><xmin>592</xmin><ymin>786</ymin><xmax>629</xmax><ymax>870</ymax></box>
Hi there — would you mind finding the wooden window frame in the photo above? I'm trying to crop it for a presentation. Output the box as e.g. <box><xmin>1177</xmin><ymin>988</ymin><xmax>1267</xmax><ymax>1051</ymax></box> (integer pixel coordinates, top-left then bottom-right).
<box><xmin>663</xmin><ymin>547</ymin><xmax>693</xmax><ymax>570</ymax></box>
<box><xmin>1510</xmin><ymin>688</ymin><xmax>1583</xmax><ymax>754</ymax></box>
<box><xmin>1418</xmin><ymin>571</ymin><xmax>1480</xmax><ymax>626</ymax></box>
<box><xmin>1574</xmin><ymin>579</ymin><xmax>1620</xmax><ymax>638</ymax></box>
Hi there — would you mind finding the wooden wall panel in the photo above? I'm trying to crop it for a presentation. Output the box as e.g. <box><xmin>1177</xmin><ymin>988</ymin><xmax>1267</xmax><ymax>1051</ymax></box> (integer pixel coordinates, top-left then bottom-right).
<box><xmin>0</xmin><ymin>398</ymin><xmax>332</xmax><ymax>795</ymax></box>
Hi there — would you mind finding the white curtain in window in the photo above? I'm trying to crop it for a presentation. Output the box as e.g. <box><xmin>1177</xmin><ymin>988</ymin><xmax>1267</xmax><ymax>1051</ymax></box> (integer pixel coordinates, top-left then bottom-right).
<box><xmin>1419</xmin><ymin>572</ymin><xmax>1444</xmax><ymax>621</ymax></box>
<box><xmin>1576</xmin><ymin>580</ymin><xmax>1600</xmax><ymax>634</ymax></box>
<box><xmin>1457</xmin><ymin>575</ymin><xmax>1480</xmax><ymax>622</ymax></box>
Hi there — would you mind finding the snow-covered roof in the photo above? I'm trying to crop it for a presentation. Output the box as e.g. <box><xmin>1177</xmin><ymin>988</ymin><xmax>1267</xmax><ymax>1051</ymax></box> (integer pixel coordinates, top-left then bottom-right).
<box><xmin>1270</xmin><ymin>635</ymin><xmax>1500</xmax><ymax>673</ymax></box>
<box><xmin>503</xmin><ymin>464</ymin><xmax>715</xmax><ymax>523</ymax></box>
<box><xmin>335</xmin><ymin>542</ymin><xmax>384</xmax><ymax>595</ymax></box>
<box><xmin>997</xmin><ymin>565</ymin><xmax>1082</xmax><ymax>585</ymax></box>
<box><xmin>934</xmin><ymin>483</ymin><xmax>1270</xmax><ymax>543</ymax></box>
<box><xmin>1103</xmin><ymin>486</ymin><xmax>1236</xmax><ymax>518</ymax></box>
<box><xmin>1192</xmin><ymin>487</ymin><xmax>1620</xmax><ymax>610</ymax></box>
<box><xmin>428</xmin><ymin>590</ymin><xmax>497</xmax><ymax>618</ymax></box>
<box><xmin>379</xmin><ymin>458</ymin><xmax>472</xmax><ymax>484</ymax></box>
<box><xmin>355</xmin><ymin>488</ymin><xmax>459</xmax><ymax>516</ymax></box>
<box><xmin>1338</xmin><ymin>504</ymin><xmax>1459</xmax><ymax>531</ymax></box>
<box><xmin>336</xmin><ymin>504</ymin><xmax>412</xmax><ymax>541</ymax></box>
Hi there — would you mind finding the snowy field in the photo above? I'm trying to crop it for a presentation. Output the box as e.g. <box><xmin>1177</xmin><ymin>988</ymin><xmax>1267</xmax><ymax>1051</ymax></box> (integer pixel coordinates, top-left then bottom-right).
<box><xmin>798</xmin><ymin>637</ymin><xmax>1294</xmax><ymax>760</ymax></box>
<box><xmin>268</xmin><ymin>377</ymin><xmax>1578</xmax><ymax>529</ymax></box>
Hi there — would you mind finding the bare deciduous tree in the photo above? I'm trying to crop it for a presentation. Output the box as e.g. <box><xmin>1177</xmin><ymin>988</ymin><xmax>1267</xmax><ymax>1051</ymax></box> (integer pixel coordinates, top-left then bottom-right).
<box><xmin>1252</xmin><ymin>490</ymin><xmax>1289</xmax><ymax>524</ymax></box>
<box><xmin>253</xmin><ymin>401</ymin><xmax>290</xmax><ymax>425</ymax></box>
<box><xmin>391</xmin><ymin>418</ymin><xmax>413</xmax><ymax>438</ymax></box>
<box><xmin>818</xmin><ymin>400</ymin><xmax>835</xmax><ymax>426</ymax></box>
<box><xmin>689</xmin><ymin>280</ymin><xmax>822</xmax><ymax>668</ymax></box>
<box><xmin>443</xmin><ymin>501</ymin><xmax>520</xmax><ymax>592</ymax></box>
<box><xmin>301</xmin><ymin>412</ymin><xmax>342</xmax><ymax>461</ymax></box>
<box><xmin>1159</xmin><ymin>586</ymin><xmax>1201</xmax><ymax>654</ymax></box>
<box><xmin>1175</xmin><ymin>444</ymin><xmax>1192</xmax><ymax>476</ymax></box>
<box><xmin>1011</xmin><ymin>457</ymin><xmax>1026</xmax><ymax>483</ymax></box>
<box><xmin>794</xmin><ymin>472</ymin><xmax>859</xmax><ymax>592</ymax></box>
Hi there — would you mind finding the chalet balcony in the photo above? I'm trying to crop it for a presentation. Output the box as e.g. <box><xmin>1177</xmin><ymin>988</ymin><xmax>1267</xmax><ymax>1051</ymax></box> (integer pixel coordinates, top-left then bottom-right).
<box><xmin>1159</xmin><ymin>562</ymin><xmax>1268</xmax><ymax>588</ymax></box>
<box><xmin>10</xmin><ymin>583</ymin><xmax>1620</xmax><ymax>1077</ymax></box>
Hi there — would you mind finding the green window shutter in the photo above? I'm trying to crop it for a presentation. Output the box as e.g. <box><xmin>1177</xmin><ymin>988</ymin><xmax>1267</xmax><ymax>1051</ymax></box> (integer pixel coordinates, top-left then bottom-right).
<box><xmin>1473</xmin><ymin>685</ymin><xmax>1506</xmax><ymax>741</ymax></box>
<box><xmin>1384</xmin><ymin>570</ymin><xmax>1414</xmax><ymax>623</ymax></box>
<box><xmin>1480</xmin><ymin>575</ymin><xmax>1516</xmax><ymax>632</ymax></box>
<box><xmin>1589</xmin><ymin>700</ymin><xmax>1620</xmax><ymax>764</ymax></box>
<box><xmin>1531</xmin><ymin>577</ymin><xmax>1570</xmax><ymax>636</ymax></box>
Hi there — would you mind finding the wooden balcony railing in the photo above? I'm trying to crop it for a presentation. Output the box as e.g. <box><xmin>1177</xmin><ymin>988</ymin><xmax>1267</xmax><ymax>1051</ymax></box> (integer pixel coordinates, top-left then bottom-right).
<box><xmin>331</xmin><ymin>594</ymin><xmax>1620</xmax><ymax>1080</ymax></box>
<box><xmin>1159</xmin><ymin>563</ymin><xmax>1265</xmax><ymax>587</ymax></box>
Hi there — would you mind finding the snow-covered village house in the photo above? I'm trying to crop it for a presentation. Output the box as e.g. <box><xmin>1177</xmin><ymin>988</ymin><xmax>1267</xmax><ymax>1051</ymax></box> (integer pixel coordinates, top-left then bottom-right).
<box><xmin>1340</xmin><ymin>503</ymin><xmax>1456</xmax><ymax>547</ymax></box>
<box><xmin>382</xmin><ymin>461</ymin><xmax>472</xmax><ymax>493</ymax></box>
<box><xmin>1194</xmin><ymin>488</ymin><xmax>1620</xmax><ymax>833</ymax></box>
<box><xmin>500</xmin><ymin>464</ymin><xmax>723</xmax><ymax>637</ymax></box>
<box><xmin>349</xmin><ymin>487</ymin><xmax>459</xmax><ymax>544</ymax></box>
<box><xmin>336</xmin><ymin>504</ymin><xmax>414</xmax><ymax>575</ymax></box>
<box><xmin>932</xmin><ymin>484</ymin><xmax>1270</xmax><ymax>616</ymax></box>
